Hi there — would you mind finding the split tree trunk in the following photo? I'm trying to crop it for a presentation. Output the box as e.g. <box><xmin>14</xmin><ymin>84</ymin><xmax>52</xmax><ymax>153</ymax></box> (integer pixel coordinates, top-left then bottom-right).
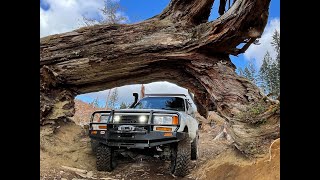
<box><xmin>40</xmin><ymin>0</ymin><xmax>279</xmax><ymax>156</ymax></box>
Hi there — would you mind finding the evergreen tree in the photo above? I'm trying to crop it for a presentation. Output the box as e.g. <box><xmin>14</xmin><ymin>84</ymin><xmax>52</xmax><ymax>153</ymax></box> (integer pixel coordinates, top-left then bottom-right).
<box><xmin>241</xmin><ymin>62</ymin><xmax>257</xmax><ymax>84</ymax></box>
<box><xmin>90</xmin><ymin>97</ymin><xmax>100</xmax><ymax>108</ymax></box>
<box><xmin>258</xmin><ymin>30</ymin><xmax>280</xmax><ymax>98</ymax></box>
<box><xmin>272</xmin><ymin>30</ymin><xmax>280</xmax><ymax>62</ymax></box>
<box><xmin>119</xmin><ymin>102</ymin><xmax>128</xmax><ymax>109</ymax></box>
<box><xmin>271</xmin><ymin>30</ymin><xmax>280</xmax><ymax>97</ymax></box>
<box><xmin>108</xmin><ymin>88</ymin><xmax>119</xmax><ymax>108</ymax></box>
<box><xmin>236</xmin><ymin>67</ymin><xmax>244</xmax><ymax>77</ymax></box>
<box><xmin>259</xmin><ymin>51</ymin><xmax>272</xmax><ymax>94</ymax></box>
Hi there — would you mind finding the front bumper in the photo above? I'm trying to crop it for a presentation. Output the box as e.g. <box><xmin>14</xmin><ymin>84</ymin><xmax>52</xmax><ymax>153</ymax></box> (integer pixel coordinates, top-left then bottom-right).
<box><xmin>89</xmin><ymin>129</ymin><xmax>187</xmax><ymax>148</ymax></box>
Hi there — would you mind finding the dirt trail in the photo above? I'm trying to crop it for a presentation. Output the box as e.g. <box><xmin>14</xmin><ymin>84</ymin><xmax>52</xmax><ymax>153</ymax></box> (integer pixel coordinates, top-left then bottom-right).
<box><xmin>40</xmin><ymin>121</ymin><xmax>224</xmax><ymax>179</ymax></box>
<box><xmin>40</xmin><ymin>101</ymin><xmax>279</xmax><ymax>180</ymax></box>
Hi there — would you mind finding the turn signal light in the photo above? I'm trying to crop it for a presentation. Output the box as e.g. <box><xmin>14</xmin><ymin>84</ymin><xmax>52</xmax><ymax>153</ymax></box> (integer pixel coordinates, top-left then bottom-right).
<box><xmin>172</xmin><ymin>116</ymin><xmax>179</xmax><ymax>125</ymax></box>
<box><xmin>156</xmin><ymin>127</ymin><xmax>172</xmax><ymax>131</ymax></box>
<box><xmin>91</xmin><ymin>130</ymin><xmax>97</xmax><ymax>135</ymax></box>
<box><xmin>98</xmin><ymin>125</ymin><xmax>107</xmax><ymax>129</ymax></box>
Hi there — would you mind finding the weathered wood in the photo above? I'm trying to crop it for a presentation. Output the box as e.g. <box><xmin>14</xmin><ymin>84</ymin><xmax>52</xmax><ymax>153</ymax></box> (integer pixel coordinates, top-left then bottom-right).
<box><xmin>61</xmin><ymin>165</ymin><xmax>87</xmax><ymax>174</ymax></box>
<box><xmin>40</xmin><ymin>0</ymin><xmax>278</xmax><ymax>156</ymax></box>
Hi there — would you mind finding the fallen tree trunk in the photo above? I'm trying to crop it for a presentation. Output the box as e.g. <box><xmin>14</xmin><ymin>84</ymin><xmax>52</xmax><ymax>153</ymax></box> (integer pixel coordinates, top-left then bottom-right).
<box><xmin>40</xmin><ymin>0</ymin><xmax>279</xmax><ymax>156</ymax></box>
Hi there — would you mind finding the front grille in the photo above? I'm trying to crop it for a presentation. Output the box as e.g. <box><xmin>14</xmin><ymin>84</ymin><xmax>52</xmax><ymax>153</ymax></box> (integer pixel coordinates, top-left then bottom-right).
<box><xmin>121</xmin><ymin>115</ymin><xmax>138</xmax><ymax>123</ymax></box>
<box><xmin>119</xmin><ymin>115</ymin><xmax>149</xmax><ymax>124</ymax></box>
<box><xmin>120</xmin><ymin>133</ymin><xmax>133</xmax><ymax>137</ymax></box>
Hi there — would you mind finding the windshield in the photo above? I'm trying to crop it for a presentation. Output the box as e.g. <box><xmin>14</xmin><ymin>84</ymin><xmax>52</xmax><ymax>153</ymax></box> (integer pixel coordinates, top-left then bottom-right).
<box><xmin>133</xmin><ymin>97</ymin><xmax>185</xmax><ymax>111</ymax></box>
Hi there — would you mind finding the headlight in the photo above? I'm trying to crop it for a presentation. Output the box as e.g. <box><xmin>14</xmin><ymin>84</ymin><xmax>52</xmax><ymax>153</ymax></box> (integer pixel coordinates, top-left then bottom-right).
<box><xmin>139</xmin><ymin>115</ymin><xmax>148</xmax><ymax>123</ymax></box>
<box><xmin>99</xmin><ymin>115</ymin><xmax>109</xmax><ymax>122</ymax></box>
<box><xmin>153</xmin><ymin>115</ymin><xmax>179</xmax><ymax>125</ymax></box>
<box><xmin>114</xmin><ymin>115</ymin><xmax>121</xmax><ymax>123</ymax></box>
<box><xmin>92</xmin><ymin>124</ymin><xmax>107</xmax><ymax>130</ymax></box>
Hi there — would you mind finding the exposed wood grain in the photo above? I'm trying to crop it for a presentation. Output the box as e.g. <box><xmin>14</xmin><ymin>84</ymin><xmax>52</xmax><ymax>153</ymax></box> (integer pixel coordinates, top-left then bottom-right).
<box><xmin>40</xmin><ymin>0</ymin><xmax>278</xmax><ymax>156</ymax></box>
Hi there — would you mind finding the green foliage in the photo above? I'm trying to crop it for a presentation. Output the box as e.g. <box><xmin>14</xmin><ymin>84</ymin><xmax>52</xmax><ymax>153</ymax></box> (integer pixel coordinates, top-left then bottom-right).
<box><xmin>242</xmin><ymin>62</ymin><xmax>257</xmax><ymax>84</ymax></box>
<box><xmin>241</xmin><ymin>141</ymin><xmax>268</xmax><ymax>157</ymax></box>
<box><xmin>236</xmin><ymin>30</ymin><xmax>280</xmax><ymax>99</ymax></box>
<box><xmin>258</xmin><ymin>30</ymin><xmax>280</xmax><ymax>98</ymax></box>
<box><xmin>119</xmin><ymin>102</ymin><xmax>129</xmax><ymax>109</ymax></box>
<box><xmin>272</xmin><ymin>30</ymin><xmax>280</xmax><ymax>60</ymax></box>
<box><xmin>236</xmin><ymin>100</ymin><xmax>268</xmax><ymax>125</ymax></box>
<box><xmin>258</xmin><ymin>51</ymin><xmax>272</xmax><ymax>94</ymax></box>
<box><xmin>236</xmin><ymin>67</ymin><xmax>244</xmax><ymax>77</ymax></box>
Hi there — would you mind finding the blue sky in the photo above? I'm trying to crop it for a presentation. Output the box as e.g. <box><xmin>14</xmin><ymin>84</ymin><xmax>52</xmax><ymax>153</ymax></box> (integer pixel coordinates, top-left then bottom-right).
<box><xmin>119</xmin><ymin>0</ymin><xmax>280</xmax><ymax>70</ymax></box>
<box><xmin>40</xmin><ymin>0</ymin><xmax>280</xmax><ymax>107</ymax></box>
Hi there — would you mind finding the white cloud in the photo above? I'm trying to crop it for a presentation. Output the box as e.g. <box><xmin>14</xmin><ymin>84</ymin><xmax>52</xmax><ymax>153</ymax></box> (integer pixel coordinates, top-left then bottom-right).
<box><xmin>244</xmin><ymin>18</ymin><xmax>280</xmax><ymax>68</ymax></box>
<box><xmin>41</xmin><ymin>1</ymin><xmax>194</xmax><ymax>109</ymax></box>
<box><xmin>40</xmin><ymin>0</ymin><xmax>126</xmax><ymax>37</ymax></box>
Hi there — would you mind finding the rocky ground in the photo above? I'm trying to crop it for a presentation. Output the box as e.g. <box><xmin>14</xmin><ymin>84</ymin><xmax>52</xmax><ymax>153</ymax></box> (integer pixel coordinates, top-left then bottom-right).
<box><xmin>40</xmin><ymin>100</ymin><xmax>279</xmax><ymax>180</ymax></box>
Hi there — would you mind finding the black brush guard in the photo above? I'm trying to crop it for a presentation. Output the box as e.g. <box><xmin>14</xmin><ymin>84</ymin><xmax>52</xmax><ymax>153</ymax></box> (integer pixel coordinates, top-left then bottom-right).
<box><xmin>89</xmin><ymin>110</ymin><xmax>187</xmax><ymax>148</ymax></box>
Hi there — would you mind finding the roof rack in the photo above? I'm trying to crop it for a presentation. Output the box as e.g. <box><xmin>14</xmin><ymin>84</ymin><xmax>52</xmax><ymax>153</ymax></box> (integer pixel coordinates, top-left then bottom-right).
<box><xmin>144</xmin><ymin>94</ymin><xmax>187</xmax><ymax>97</ymax></box>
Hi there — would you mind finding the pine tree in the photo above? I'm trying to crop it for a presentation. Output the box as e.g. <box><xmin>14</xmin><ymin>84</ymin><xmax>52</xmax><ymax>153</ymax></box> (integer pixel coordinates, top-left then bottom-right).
<box><xmin>259</xmin><ymin>51</ymin><xmax>272</xmax><ymax>94</ymax></box>
<box><xmin>241</xmin><ymin>62</ymin><xmax>257</xmax><ymax>84</ymax></box>
<box><xmin>119</xmin><ymin>102</ymin><xmax>128</xmax><ymax>109</ymax></box>
<box><xmin>258</xmin><ymin>29</ymin><xmax>280</xmax><ymax>98</ymax></box>
<box><xmin>271</xmin><ymin>30</ymin><xmax>280</xmax><ymax>61</ymax></box>
<box><xmin>271</xmin><ymin>30</ymin><xmax>280</xmax><ymax>98</ymax></box>
<box><xmin>105</xmin><ymin>89</ymin><xmax>112</xmax><ymax>109</ymax></box>
<box><xmin>243</xmin><ymin>66</ymin><xmax>252</xmax><ymax>81</ymax></box>
<box><xmin>236</xmin><ymin>67</ymin><xmax>244</xmax><ymax>77</ymax></box>
<box><xmin>90</xmin><ymin>97</ymin><xmax>100</xmax><ymax>108</ymax></box>
<box><xmin>248</xmin><ymin>62</ymin><xmax>257</xmax><ymax>84</ymax></box>
<box><xmin>108</xmin><ymin>88</ymin><xmax>119</xmax><ymax>109</ymax></box>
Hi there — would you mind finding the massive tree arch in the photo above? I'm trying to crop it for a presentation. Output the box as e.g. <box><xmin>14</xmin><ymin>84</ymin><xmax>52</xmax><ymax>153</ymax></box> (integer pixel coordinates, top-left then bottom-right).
<box><xmin>40</xmin><ymin>0</ymin><xmax>279</xmax><ymax>156</ymax></box>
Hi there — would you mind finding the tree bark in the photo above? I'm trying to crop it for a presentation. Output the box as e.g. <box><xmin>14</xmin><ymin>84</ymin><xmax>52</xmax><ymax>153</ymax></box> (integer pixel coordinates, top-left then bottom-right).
<box><xmin>40</xmin><ymin>0</ymin><xmax>278</xmax><ymax>156</ymax></box>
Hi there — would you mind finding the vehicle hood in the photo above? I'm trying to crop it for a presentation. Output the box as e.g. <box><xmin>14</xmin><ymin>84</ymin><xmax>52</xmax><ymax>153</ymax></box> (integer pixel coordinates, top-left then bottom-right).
<box><xmin>113</xmin><ymin>108</ymin><xmax>182</xmax><ymax>114</ymax></box>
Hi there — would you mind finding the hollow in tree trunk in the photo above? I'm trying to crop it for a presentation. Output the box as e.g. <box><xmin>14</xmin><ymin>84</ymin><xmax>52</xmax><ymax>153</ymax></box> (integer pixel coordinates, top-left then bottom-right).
<box><xmin>40</xmin><ymin>0</ymin><xmax>279</xmax><ymax>156</ymax></box>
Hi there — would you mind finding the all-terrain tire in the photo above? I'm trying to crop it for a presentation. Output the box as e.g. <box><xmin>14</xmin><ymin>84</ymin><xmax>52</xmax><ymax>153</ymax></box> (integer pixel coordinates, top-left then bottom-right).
<box><xmin>96</xmin><ymin>144</ymin><xmax>113</xmax><ymax>171</ymax></box>
<box><xmin>191</xmin><ymin>133</ymin><xmax>199</xmax><ymax>160</ymax></box>
<box><xmin>91</xmin><ymin>139</ymin><xmax>99</xmax><ymax>153</ymax></box>
<box><xmin>170</xmin><ymin>137</ymin><xmax>191</xmax><ymax>177</ymax></box>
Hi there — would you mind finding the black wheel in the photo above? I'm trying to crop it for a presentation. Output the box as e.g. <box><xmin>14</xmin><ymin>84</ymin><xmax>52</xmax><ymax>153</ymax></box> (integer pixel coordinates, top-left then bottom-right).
<box><xmin>90</xmin><ymin>139</ymin><xmax>99</xmax><ymax>153</ymax></box>
<box><xmin>96</xmin><ymin>144</ymin><xmax>114</xmax><ymax>171</ymax></box>
<box><xmin>170</xmin><ymin>137</ymin><xmax>191</xmax><ymax>177</ymax></box>
<box><xmin>191</xmin><ymin>133</ymin><xmax>199</xmax><ymax>160</ymax></box>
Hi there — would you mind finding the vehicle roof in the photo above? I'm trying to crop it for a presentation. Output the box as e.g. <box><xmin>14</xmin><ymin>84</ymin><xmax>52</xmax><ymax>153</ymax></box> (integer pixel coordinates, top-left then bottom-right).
<box><xmin>144</xmin><ymin>94</ymin><xmax>187</xmax><ymax>99</ymax></box>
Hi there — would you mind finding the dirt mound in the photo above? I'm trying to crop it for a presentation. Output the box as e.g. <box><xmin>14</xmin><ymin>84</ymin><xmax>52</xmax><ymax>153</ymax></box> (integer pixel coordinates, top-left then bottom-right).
<box><xmin>40</xmin><ymin>121</ymin><xmax>97</xmax><ymax>179</ymax></box>
<box><xmin>40</xmin><ymin>121</ymin><xmax>279</xmax><ymax>180</ymax></box>
<box><xmin>40</xmin><ymin>101</ymin><xmax>279</xmax><ymax>180</ymax></box>
<box><xmin>192</xmin><ymin>139</ymin><xmax>280</xmax><ymax>180</ymax></box>
<box><xmin>71</xmin><ymin>99</ymin><xmax>106</xmax><ymax>126</ymax></box>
